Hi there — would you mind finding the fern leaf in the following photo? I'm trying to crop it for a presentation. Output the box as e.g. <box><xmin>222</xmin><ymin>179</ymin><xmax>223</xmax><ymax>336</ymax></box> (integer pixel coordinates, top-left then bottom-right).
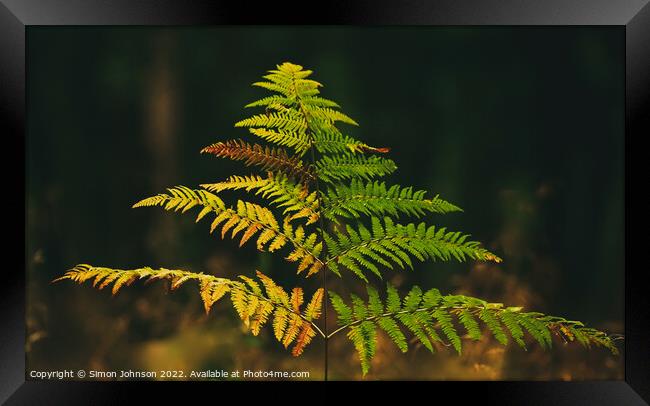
<box><xmin>458</xmin><ymin>308</ymin><xmax>482</xmax><ymax>341</ymax></box>
<box><xmin>246</xmin><ymin>127</ymin><xmax>311</xmax><ymax>156</ymax></box>
<box><xmin>132</xmin><ymin>186</ymin><xmax>225</xmax><ymax>213</ymax></box>
<box><xmin>330</xmin><ymin>292</ymin><xmax>354</xmax><ymax>326</ymax></box>
<box><xmin>315</xmin><ymin>154</ymin><xmax>397</xmax><ymax>183</ymax></box>
<box><xmin>500</xmin><ymin>309</ymin><xmax>527</xmax><ymax>349</ymax></box>
<box><xmin>292</xmin><ymin>323</ymin><xmax>317</xmax><ymax>356</ymax></box>
<box><xmin>135</xmin><ymin>189</ymin><xmax>324</xmax><ymax>273</ymax></box>
<box><xmin>329</xmin><ymin>283</ymin><xmax>619</xmax><ymax>375</ymax></box>
<box><xmin>322</xmin><ymin>217</ymin><xmax>502</xmax><ymax>280</ymax></box>
<box><xmin>347</xmin><ymin>321</ymin><xmax>376</xmax><ymax>376</ymax></box>
<box><xmin>302</xmin><ymin>104</ymin><xmax>358</xmax><ymax>126</ymax></box>
<box><xmin>304</xmin><ymin>288</ymin><xmax>324</xmax><ymax>321</ymax></box>
<box><xmin>250</xmin><ymin>62</ymin><xmax>321</xmax><ymax>99</ymax></box>
<box><xmin>201</xmin><ymin>173</ymin><xmax>319</xmax><ymax>224</ymax></box>
<box><xmin>432</xmin><ymin>308</ymin><xmax>462</xmax><ymax>354</ymax></box>
<box><xmin>282</xmin><ymin>314</ymin><xmax>303</xmax><ymax>348</ymax></box>
<box><xmin>199</xmin><ymin>278</ymin><xmax>231</xmax><ymax>313</ymax></box>
<box><xmin>478</xmin><ymin>308</ymin><xmax>509</xmax><ymax>345</ymax></box>
<box><xmin>272</xmin><ymin>307</ymin><xmax>289</xmax><ymax>341</ymax></box>
<box><xmin>310</xmin><ymin>130</ymin><xmax>388</xmax><ymax>156</ymax></box>
<box><xmin>322</xmin><ymin>180</ymin><xmax>462</xmax><ymax>221</ymax></box>
<box><xmin>200</xmin><ymin>139</ymin><xmax>314</xmax><ymax>182</ymax></box>
<box><xmin>245</xmin><ymin>95</ymin><xmax>295</xmax><ymax>109</ymax></box>
<box><xmin>56</xmin><ymin>266</ymin><xmax>325</xmax><ymax>355</ymax></box>
<box><xmin>377</xmin><ymin>317</ymin><xmax>408</xmax><ymax>353</ymax></box>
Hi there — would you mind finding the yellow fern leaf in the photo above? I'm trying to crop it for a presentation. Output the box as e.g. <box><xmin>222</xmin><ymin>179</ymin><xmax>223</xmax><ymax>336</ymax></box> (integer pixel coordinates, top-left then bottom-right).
<box><xmin>304</xmin><ymin>288</ymin><xmax>324</xmax><ymax>320</ymax></box>
<box><xmin>290</xmin><ymin>287</ymin><xmax>304</xmax><ymax>313</ymax></box>
<box><xmin>211</xmin><ymin>284</ymin><xmax>230</xmax><ymax>308</ymax></box>
<box><xmin>230</xmin><ymin>287</ymin><xmax>249</xmax><ymax>321</ymax></box>
<box><xmin>282</xmin><ymin>314</ymin><xmax>303</xmax><ymax>348</ymax></box>
<box><xmin>171</xmin><ymin>274</ymin><xmax>194</xmax><ymax>290</ymax></box>
<box><xmin>98</xmin><ymin>272</ymin><xmax>120</xmax><ymax>291</ymax></box>
<box><xmin>296</xmin><ymin>254</ymin><xmax>314</xmax><ymax>274</ymax></box>
<box><xmin>306</xmin><ymin>261</ymin><xmax>323</xmax><ymax>277</ymax></box>
<box><xmin>272</xmin><ymin>307</ymin><xmax>289</xmax><ymax>342</ymax></box>
<box><xmin>230</xmin><ymin>218</ymin><xmax>251</xmax><ymax>239</ymax></box>
<box><xmin>268</xmin><ymin>235</ymin><xmax>287</xmax><ymax>252</ymax></box>
<box><xmin>285</xmin><ymin>249</ymin><xmax>303</xmax><ymax>263</ymax></box>
<box><xmin>210</xmin><ymin>211</ymin><xmax>230</xmax><ymax>233</ymax></box>
<box><xmin>256</xmin><ymin>229</ymin><xmax>277</xmax><ymax>250</ymax></box>
<box><xmin>256</xmin><ymin>271</ymin><xmax>286</xmax><ymax>304</ymax></box>
<box><xmin>250</xmin><ymin>301</ymin><xmax>274</xmax><ymax>336</ymax></box>
<box><xmin>112</xmin><ymin>272</ymin><xmax>137</xmax><ymax>295</ymax></box>
<box><xmin>221</xmin><ymin>215</ymin><xmax>240</xmax><ymax>239</ymax></box>
<box><xmin>240</xmin><ymin>223</ymin><xmax>262</xmax><ymax>247</ymax></box>
<box><xmin>243</xmin><ymin>295</ymin><xmax>260</xmax><ymax>327</ymax></box>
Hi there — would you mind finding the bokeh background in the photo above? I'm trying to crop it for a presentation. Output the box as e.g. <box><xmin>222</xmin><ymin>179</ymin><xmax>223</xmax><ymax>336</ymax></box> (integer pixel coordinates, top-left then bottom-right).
<box><xmin>26</xmin><ymin>26</ymin><xmax>624</xmax><ymax>380</ymax></box>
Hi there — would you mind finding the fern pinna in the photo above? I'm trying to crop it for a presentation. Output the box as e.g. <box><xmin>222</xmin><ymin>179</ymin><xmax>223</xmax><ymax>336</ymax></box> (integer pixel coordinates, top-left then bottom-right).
<box><xmin>56</xmin><ymin>62</ymin><xmax>618</xmax><ymax>378</ymax></box>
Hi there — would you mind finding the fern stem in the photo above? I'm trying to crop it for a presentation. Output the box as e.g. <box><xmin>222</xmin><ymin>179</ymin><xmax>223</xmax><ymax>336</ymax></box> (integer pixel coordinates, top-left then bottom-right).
<box><xmin>293</xmin><ymin>74</ymin><xmax>330</xmax><ymax>380</ymax></box>
<box><xmin>309</xmin><ymin>142</ymin><xmax>330</xmax><ymax>376</ymax></box>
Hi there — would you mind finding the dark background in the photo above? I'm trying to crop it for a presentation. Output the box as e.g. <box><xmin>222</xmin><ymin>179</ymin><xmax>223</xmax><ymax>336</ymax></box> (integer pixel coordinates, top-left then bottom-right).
<box><xmin>26</xmin><ymin>26</ymin><xmax>624</xmax><ymax>380</ymax></box>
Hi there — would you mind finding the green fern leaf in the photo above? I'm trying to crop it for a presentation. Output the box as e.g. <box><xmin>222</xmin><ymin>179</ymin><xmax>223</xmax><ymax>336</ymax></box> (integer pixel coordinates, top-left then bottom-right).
<box><xmin>322</xmin><ymin>179</ymin><xmax>462</xmax><ymax>221</ymax></box>
<box><xmin>322</xmin><ymin>217</ymin><xmax>502</xmax><ymax>280</ymax></box>
<box><xmin>328</xmin><ymin>284</ymin><xmax>619</xmax><ymax>375</ymax></box>
<box><xmin>315</xmin><ymin>154</ymin><xmax>397</xmax><ymax>183</ymax></box>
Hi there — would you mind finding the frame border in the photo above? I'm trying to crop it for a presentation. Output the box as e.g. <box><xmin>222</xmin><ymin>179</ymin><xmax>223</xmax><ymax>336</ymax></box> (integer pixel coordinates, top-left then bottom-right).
<box><xmin>2</xmin><ymin>1</ymin><xmax>648</xmax><ymax>404</ymax></box>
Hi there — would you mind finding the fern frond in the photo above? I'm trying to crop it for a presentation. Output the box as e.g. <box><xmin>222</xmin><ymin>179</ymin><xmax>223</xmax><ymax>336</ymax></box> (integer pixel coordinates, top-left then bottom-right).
<box><xmin>53</xmin><ymin>264</ymin><xmax>232</xmax><ymax>305</ymax></box>
<box><xmin>200</xmin><ymin>139</ymin><xmax>314</xmax><ymax>182</ymax></box>
<box><xmin>250</xmin><ymin>62</ymin><xmax>322</xmax><ymax>98</ymax></box>
<box><xmin>246</xmin><ymin>127</ymin><xmax>311</xmax><ymax>156</ymax></box>
<box><xmin>310</xmin><ymin>129</ymin><xmax>389</xmax><ymax>156</ymax></box>
<box><xmin>302</xmin><ymin>104</ymin><xmax>358</xmax><ymax>126</ymax></box>
<box><xmin>201</xmin><ymin>173</ymin><xmax>320</xmax><ymax>225</ymax></box>
<box><xmin>323</xmin><ymin>217</ymin><xmax>502</xmax><ymax>281</ymax></box>
<box><xmin>55</xmin><ymin>265</ymin><xmax>325</xmax><ymax>355</ymax></box>
<box><xmin>234</xmin><ymin>112</ymin><xmax>310</xmax><ymax>155</ymax></box>
<box><xmin>132</xmin><ymin>186</ymin><xmax>225</xmax><ymax>213</ymax></box>
<box><xmin>300</xmin><ymin>96</ymin><xmax>340</xmax><ymax>108</ymax></box>
<box><xmin>245</xmin><ymin>95</ymin><xmax>295</xmax><ymax>109</ymax></box>
<box><xmin>315</xmin><ymin>154</ymin><xmax>397</xmax><ymax>183</ymax></box>
<box><xmin>61</xmin><ymin>62</ymin><xmax>620</xmax><ymax>378</ymax></box>
<box><xmin>135</xmin><ymin>189</ymin><xmax>323</xmax><ymax>273</ymax></box>
<box><xmin>322</xmin><ymin>180</ymin><xmax>462</xmax><ymax>221</ymax></box>
<box><xmin>329</xmin><ymin>284</ymin><xmax>620</xmax><ymax>376</ymax></box>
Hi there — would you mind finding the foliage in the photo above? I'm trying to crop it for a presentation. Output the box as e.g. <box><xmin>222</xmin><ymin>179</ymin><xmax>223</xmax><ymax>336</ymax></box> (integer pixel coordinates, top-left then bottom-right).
<box><xmin>55</xmin><ymin>265</ymin><xmax>325</xmax><ymax>356</ymax></box>
<box><xmin>329</xmin><ymin>285</ymin><xmax>618</xmax><ymax>375</ymax></box>
<box><xmin>57</xmin><ymin>62</ymin><xmax>618</xmax><ymax>377</ymax></box>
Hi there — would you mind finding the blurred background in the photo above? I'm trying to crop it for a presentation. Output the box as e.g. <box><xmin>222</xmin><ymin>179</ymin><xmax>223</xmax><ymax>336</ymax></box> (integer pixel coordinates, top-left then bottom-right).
<box><xmin>26</xmin><ymin>26</ymin><xmax>624</xmax><ymax>380</ymax></box>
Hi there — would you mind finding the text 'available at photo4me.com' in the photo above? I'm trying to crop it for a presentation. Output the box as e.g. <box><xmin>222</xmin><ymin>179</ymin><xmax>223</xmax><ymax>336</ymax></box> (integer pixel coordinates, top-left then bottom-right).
<box><xmin>28</xmin><ymin>369</ymin><xmax>311</xmax><ymax>380</ymax></box>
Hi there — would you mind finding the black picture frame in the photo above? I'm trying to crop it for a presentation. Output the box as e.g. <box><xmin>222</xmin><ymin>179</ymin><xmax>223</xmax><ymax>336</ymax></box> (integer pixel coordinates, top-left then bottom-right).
<box><xmin>2</xmin><ymin>1</ymin><xmax>648</xmax><ymax>404</ymax></box>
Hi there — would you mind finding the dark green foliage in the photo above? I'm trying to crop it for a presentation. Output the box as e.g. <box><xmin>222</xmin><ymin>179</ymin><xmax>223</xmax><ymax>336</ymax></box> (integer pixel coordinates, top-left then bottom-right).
<box><xmin>329</xmin><ymin>285</ymin><xmax>619</xmax><ymax>374</ymax></box>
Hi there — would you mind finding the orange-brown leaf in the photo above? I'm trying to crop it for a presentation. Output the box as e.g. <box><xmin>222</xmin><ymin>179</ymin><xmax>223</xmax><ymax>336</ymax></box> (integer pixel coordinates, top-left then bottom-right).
<box><xmin>291</xmin><ymin>324</ymin><xmax>316</xmax><ymax>356</ymax></box>
<box><xmin>201</xmin><ymin>139</ymin><xmax>314</xmax><ymax>182</ymax></box>
<box><xmin>357</xmin><ymin>145</ymin><xmax>391</xmax><ymax>154</ymax></box>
